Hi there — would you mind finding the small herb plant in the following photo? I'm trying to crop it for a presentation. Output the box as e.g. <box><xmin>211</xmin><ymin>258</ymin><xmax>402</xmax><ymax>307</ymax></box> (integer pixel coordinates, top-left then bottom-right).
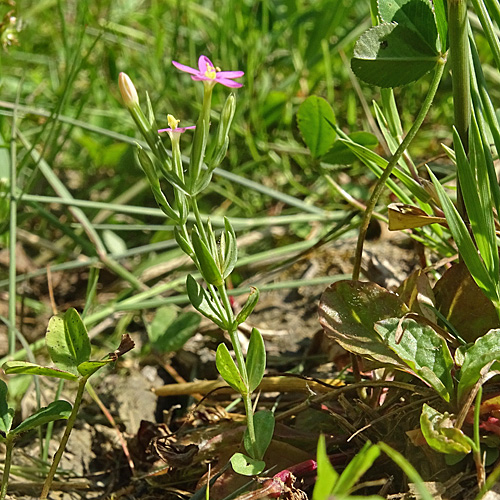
<box><xmin>297</xmin><ymin>0</ymin><xmax>500</xmax><ymax>490</ymax></box>
<box><xmin>119</xmin><ymin>56</ymin><xmax>273</xmax><ymax>476</ymax></box>
<box><xmin>1</xmin><ymin>308</ymin><xmax>134</xmax><ymax>498</ymax></box>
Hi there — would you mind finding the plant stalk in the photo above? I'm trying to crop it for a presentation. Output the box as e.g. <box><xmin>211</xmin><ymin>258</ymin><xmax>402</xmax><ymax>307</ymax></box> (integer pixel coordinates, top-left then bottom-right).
<box><xmin>40</xmin><ymin>376</ymin><xmax>88</xmax><ymax>499</ymax></box>
<box><xmin>0</xmin><ymin>435</ymin><xmax>14</xmax><ymax>500</ymax></box>
<box><xmin>352</xmin><ymin>59</ymin><xmax>446</xmax><ymax>280</ymax></box>
<box><xmin>448</xmin><ymin>0</ymin><xmax>471</xmax><ymax>223</ymax></box>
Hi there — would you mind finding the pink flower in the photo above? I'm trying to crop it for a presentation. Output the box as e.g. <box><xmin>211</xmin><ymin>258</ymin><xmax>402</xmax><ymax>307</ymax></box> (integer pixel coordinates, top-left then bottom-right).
<box><xmin>158</xmin><ymin>114</ymin><xmax>196</xmax><ymax>135</ymax></box>
<box><xmin>172</xmin><ymin>55</ymin><xmax>244</xmax><ymax>88</ymax></box>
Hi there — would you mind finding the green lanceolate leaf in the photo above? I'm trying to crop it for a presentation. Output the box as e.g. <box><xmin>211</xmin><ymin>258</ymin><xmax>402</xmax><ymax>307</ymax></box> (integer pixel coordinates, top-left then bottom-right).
<box><xmin>312</xmin><ymin>435</ymin><xmax>339</xmax><ymax>500</ymax></box>
<box><xmin>331</xmin><ymin>441</ymin><xmax>381</xmax><ymax>495</ymax></box>
<box><xmin>297</xmin><ymin>96</ymin><xmax>336</xmax><ymax>158</ymax></box>
<box><xmin>174</xmin><ymin>227</ymin><xmax>194</xmax><ymax>257</ymax></box>
<box><xmin>318</xmin><ymin>280</ymin><xmax>408</xmax><ymax>367</ymax></box>
<box><xmin>186</xmin><ymin>274</ymin><xmax>226</xmax><ymax>329</ymax></box>
<box><xmin>351</xmin><ymin>22</ymin><xmax>439</xmax><ymax>88</ymax></box>
<box><xmin>432</xmin><ymin>0</ymin><xmax>448</xmax><ymax>51</ymax></box>
<box><xmin>3</xmin><ymin>361</ymin><xmax>78</xmax><ymax>381</ymax></box>
<box><xmin>429</xmin><ymin>168</ymin><xmax>499</xmax><ymax>305</ymax></box>
<box><xmin>191</xmin><ymin>229</ymin><xmax>224</xmax><ymax>287</ymax></box>
<box><xmin>236</xmin><ymin>287</ymin><xmax>260</xmax><ymax>325</ymax></box>
<box><xmin>420</xmin><ymin>404</ymin><xmax>472</xmax><ymax>454</ymax></box>
<box><xmin>246</xmin><ymin>328</ymin><xmax>266</xmax><ymax>392</ymax></box>
<box><xmin>378</xmin><ymin>0</ymin><xmax>438</xmax><ymax>53</ymax></box>
<box><xmin>322</xmin><ymin>131</ymin><xmax>378</xmax><ymax>165</ymax></box>
<box><xmin>222</xmin><ymin>217</ymin><xmax>237</xmax><ymax>279</ymax></box>
<box><xmin>244</xmin><ymin>410</ymin><xmax>274</xmax><ymax>461</ymax></box>
<box><xmin>374</xmin><ymin>317</ymin><xmax>454</xmax><ymax>401</ymax></box>
<box><xmin>46</xmin><ymin>308</ymin><xmax>91</xmax><ymax>375</ymax></box>
<box><xmin>12</xmin><ymin>400</ymin><xmax>72</xmax><ymax>435</ymax></box>
<box><xmin>215</xmin><ymin>343</ymin><xmax>246</xmax><ymax>394</ymax></box>
<box><xmin>458</xmin><ymin>329</ymin><xmax>500</xmax><ymax>403</ymax></box>
<box><xmin>0</xmin><ymin>380</ymin><xmax>13</xmax><ymax>434</ymax></box>
<box><xmin>230</xmin><ymin>452</ymin><xmax>265</xmax><ymax>476</ymax></box>
<box><xmin>150</xmin><ymin>310</ymin><xmax>201</xmax><ymax>353</ymax></box>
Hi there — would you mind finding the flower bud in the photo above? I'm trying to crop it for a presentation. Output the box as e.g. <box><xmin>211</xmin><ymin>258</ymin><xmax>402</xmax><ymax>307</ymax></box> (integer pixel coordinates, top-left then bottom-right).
<box><xmin>118</xmin><ymin>72</ymin><xmax>139</xmax><ymax>109</ymax></box>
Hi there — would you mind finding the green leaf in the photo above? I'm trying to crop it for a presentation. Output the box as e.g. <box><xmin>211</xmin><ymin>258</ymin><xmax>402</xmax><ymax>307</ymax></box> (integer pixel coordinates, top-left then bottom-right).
<box><xmin>191</xmin><ymin>229</ymin><xmax>224</xmax><ymax>287</ymax></box>
<box><xmin>312</xmin><ymin>435</ymin><xmax>338</xmax><ymax>500</ymax></box>
<box><xmin>46</xmin><ymin>308</ymin><xmax>91</xmax><ymax>375</ymax></box>
<box><xmin>433</xmin><ymin>0</ymin><xmax>448</xmax><ymax>51</ymax></box>
<box><xmin>434</xmin><ymin>263</ymin><xmax>500</xmax><ymax>343</ymax></box>
<box><xmin>186</xmin><ymin>275</ymin><xmax>226</xmax><ymax>329</ymax></box>
<box><xmin>332</xmin><ymin>441</ymin><xmax>381</xmax><ymax>495</ymax></box>
<box><xmin>244</xmin><ymin>410</ymin><xmax>274</xmax><ymax>460</ymax></box>
<box><xmin>230</xmin><ymin>452</ymin><xmax>265</xmax><ymax>476</ymax></box>
<box><xmin>3</xmin><ymin>361</ymin><xmax>78</xmax><ymax>381</ymax></box>
<box><xmin>297</xmin><ymin>96</ymin><xmax>336</xmax><ymax>158</ymax></box>
<box><xmin>174</xmin><ymin>227</ymin><xmax>194</xmax><ymax>257</ymax></box>
<box><xmin>378</xmin><ymin>0</ymin><xmax>438</xmax><ymax>53</ymax></box>
<box><xmin>322</xmin><ymin>131</ymin><xmax>378</xmax><ymax>165</ymax></box>
<box><xmin>246</xmin><ymin>328</ymin><xmax>266</xmax><ymax>392</ymax></box>
<box><xmin>77</xmin><ymin>360</ymin><xmax>111</xmax><ymax>377</ymax></box>
<box><xmin>235</xmin><ymin>287</ymin><xmax>260</xmax><ymax>325</ymax></box>
<box><xmin>374</xmin><ymin>317</ymin><xmax>454</xmax><ymax>401</ymax></box>
<box><xmin>318</xmin><ymin>280</ymin><xmax>408</xmax><ymax>367</ymax></box>
<box><xmin>420</xmin><ymin>404</ymin><xmax>472</xmax><ymax>454</ymax></box>
<box><xmin>429</xmin><ymin>168</ymin><xmax>499</xmax><ymax>306</ymax></box>
<box><xmin>456</xmin><ymin>125</ymin><xmax>498</xmax><ymax>279</ymax></box>
<box><xmin>215</xmin><ymin>344</ymin><xmax>246</xmax><ymax>394</ymax></box>
<box><xmin>378</xmin><ymin>442</ymin><xmax>434</xmax><ymax>500</ymax></box>
<box><xmin>12</xmin><ymin>400</ymin><xmax>72</xmax><ymax>435</ymax></box>
<box><xmin>458</xmin><ymin>329</ymin><xmax>500</xmax><ymax>403</ymax></box>
<box><xmin>0</xmin><ymin>380</ymin><xmax>13</xmax><ymax>434</ymax></box>
<box><xmin>351</xmin><ymin>22</ymin><xmax>439</xmax><ymax>87</ymax></box>
<box><xmin>222</xmin><ymin>217</ymin><xmax>237</xmax><ymax>279</ymax></box>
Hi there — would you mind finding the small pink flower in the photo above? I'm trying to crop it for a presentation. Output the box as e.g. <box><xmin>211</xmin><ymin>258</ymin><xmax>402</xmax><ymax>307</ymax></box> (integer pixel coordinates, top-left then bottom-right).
<box><xmin>172</xmin><ymin>55</ymin><xmax>244</xmax><ymax>88</ymax></box>
<box><xmin>158</xmin><ymin>114</ymin><xmax>196</xmax><ymax>135</ymax></box>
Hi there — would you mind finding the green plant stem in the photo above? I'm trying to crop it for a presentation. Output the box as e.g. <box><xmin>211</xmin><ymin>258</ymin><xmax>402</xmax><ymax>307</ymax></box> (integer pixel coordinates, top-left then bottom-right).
<box><xmin>0</xmin><ymin>435</ymin><xmax>14</xmax><ymax>500</ymax></box>
<box><xmin>449</xmin><ymin>0</ymin><xmax>471</xmax><ymax>223</ymax></box>
<box><xmin>473</xmin><ymin>386</ymin><xmax>485</xmax><ymax>489</ymax></box>
<box><xmin>352</xmin><ymin>59</ymin><xmax>446</xmax><ymax>280</ymax></box>
<box><xmin>8</xmin><ymin>116</ymin><xmax>17</xmax><ymax>358</ymax></box>
<box><xmin>40</xmin><ymin>376</ymin><xmax>88</xmax><ymax>499</ymax></box>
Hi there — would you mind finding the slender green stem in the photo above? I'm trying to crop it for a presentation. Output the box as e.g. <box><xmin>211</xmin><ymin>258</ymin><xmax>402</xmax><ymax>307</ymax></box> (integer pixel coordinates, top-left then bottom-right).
<box><xmin>473</xmin><ymin>386</ymin><xmax>485</xmax><ymax>489</ymax></box>
<box><xmin>352</xmin><ymin>59</ymin><xmax>446</xmax><ymax>280</ymax></box>
<box><xmin>449</xmin><ymin>0</ymin><xmax>471</xmax><ymax>223</ymax></box>
<box><xmin>8</xmin><ymin>114</ymin><xmax>17</xmax><ymax>357</ymax></box>
<box><xmin>0</xmin><ymin>435</ymin><xmax>14</xmax><ymax>500</ymax></box>
<box><xmin>191</xmin><ymin>197</ymin><xmax>209</xmax><ymax>244</ymax></box>
<box><xmin>40</xmin><ymin>377</ymin><xmax>88</xmax><ymax>499</ymax></box>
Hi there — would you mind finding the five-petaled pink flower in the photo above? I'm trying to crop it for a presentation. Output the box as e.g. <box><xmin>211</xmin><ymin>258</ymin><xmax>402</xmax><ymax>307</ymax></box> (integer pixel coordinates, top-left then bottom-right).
<box><xmin>172</xmin><ymin>55</ymin><xmax>244</xmax><ymax>88</ymax></box>
<box><xmin>158</xmin><ymin>114</ymin><xmax>196</xmax><ymax>136</ymax></box>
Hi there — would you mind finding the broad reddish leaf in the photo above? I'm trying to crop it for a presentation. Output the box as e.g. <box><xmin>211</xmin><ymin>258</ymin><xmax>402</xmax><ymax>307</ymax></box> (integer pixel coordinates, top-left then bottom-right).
<box><xmin>434</xmin><ymin>263</ymin><xmax>500</xmax><ymax>343</ymax></box>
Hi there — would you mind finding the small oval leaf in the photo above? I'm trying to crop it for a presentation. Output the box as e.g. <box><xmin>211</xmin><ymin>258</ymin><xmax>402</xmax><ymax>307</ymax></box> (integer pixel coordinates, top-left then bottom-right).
<box><xmin>230</xmin><ymin>452</ymin><xmax>265</xmax><ymax>476</ymax></box>
<box><xmin>246</xmin><ymin>328</ymin><xmax>266</xmax><ymax>392</ymax></box>
<box><xmin>215</xmin><ymin>344</ymin><xmax>246</xmax><ymax>394</ymax></box>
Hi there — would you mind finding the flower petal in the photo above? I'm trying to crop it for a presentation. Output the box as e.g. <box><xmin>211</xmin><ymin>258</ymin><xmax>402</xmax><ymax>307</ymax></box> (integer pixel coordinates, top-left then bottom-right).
<box><xmin>197</xmin><ymin>55</ymin><xmax>213</xmax><ymax>74</ymax></box>
<box><xmin>172</xmin><ymin>60</ymin><xmax>200</xmax><ymax>76</ymax></box>
<box><xmin>215</xmin><ymin>77</ymin><xmax>243</xmax><ymax>88</ymax></box>
<box><xmin>217</xmin><ymin>70</ymin><xmax>244</xmax><ymax>78</ymax></box>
